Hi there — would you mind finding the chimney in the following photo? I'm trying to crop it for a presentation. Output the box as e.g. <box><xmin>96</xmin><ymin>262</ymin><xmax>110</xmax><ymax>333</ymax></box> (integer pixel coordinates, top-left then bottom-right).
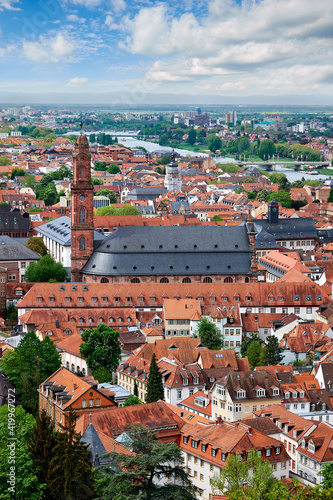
<box><xmin>216</xmin><ymin>417</ymin><xmax>222</xmax><ymax>425</ymax></box>
<box><xmin>73</xmin><ymin>383</ymin><xmax>77</xmax><ymax>391</ymax></box>
<box><xmin>56</xmin><ymin>319</ymin><xmax>59</xmax><ymax>328</ymax></box>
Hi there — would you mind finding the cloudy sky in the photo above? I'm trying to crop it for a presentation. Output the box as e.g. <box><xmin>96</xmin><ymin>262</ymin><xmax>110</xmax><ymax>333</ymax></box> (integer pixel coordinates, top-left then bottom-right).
<box><xmin>0</xmin><ymin>0</ymin><xmax>333</xmax><ymax>101</ymax></box>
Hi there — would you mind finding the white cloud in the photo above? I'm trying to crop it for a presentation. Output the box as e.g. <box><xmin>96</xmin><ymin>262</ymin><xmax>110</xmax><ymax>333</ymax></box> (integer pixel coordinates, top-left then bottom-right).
<box><xmin>66</xmin><ymin>77</ymin><xmax>88</xmax><ymax>87</ymax></box>
<box><xmin>22</xmin><ymin>33</ymin><xmax>74</xmax><ymax>64</ymax></box>
<box><xmin>66</xmin><ymin>14</ymin><xmax>86</xmax><ymax>24</ymax></box>
<box><xmin>110</xmin><ymin>0</ymin><xmax>126</xmax><ymax>13</ymax></box>
<box><xmin>105</xmin><ymin>14</ymin><xmax>114</xmax><ymax>28</ymax></box>
<box><xmin>70</xmin><ymin>0</ymin><xmax>102</xmax><ymax>7</ymax></box>
<box><xmin>0</xmin><ymin>0</ymin><xmax>20</xmax><ymax>11</ymax></box>
<box><xmin>125</xmin><ymin>0</ymin><xmax>333</xmax><ymax>95</ymax></box>
<box><xmin>51</xmin><ymin>33</ymin><xmax>74</xmax><ymax>58</ymax></box>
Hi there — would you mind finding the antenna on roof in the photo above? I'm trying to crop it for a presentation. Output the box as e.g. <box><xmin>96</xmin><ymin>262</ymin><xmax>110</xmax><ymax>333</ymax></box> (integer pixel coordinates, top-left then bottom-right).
<box><xmin>80</xmin><ymin>114</ymin><xmax>83</xmax><ymax>135</ymax></box>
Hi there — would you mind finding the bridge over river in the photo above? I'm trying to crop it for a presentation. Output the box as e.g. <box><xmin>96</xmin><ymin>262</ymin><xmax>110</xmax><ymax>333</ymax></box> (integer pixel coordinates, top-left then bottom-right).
<box><xmin>234</xmin><ymin>161</ymin><xmax>330</xmax><ymax>171</ymax></box>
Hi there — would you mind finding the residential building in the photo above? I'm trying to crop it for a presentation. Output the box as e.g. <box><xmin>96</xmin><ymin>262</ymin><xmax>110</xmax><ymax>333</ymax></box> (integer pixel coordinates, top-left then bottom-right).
<box><xmin>211</xmin><ymin>370</ymin><xmax>283</xmax><ymax>422</ymax></box>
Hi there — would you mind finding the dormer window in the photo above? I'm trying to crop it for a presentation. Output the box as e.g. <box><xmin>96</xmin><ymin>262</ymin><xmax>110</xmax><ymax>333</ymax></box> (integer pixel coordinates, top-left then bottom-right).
<box><xmin>216</xmin><ymin>385</ymin><xmax>225</xmax><ymax>396</ymax></box>
<box><xmin>292</xmin><ymin>391</ymin><xmax>297</xmax><ymax>399</ymax></box>
<box><xmin>193</xmin><ymin>377</ymin><xmax>199</xmax><ymax>385</ymax></box>
<box><xmin>285</xmin><ymin>391</ymin><xmax>290</xmax><ymax>399</ymax></box>
<box><xmin>276</xmin><ymin>446</ymin><xmax>281</xmax><ymax>455</ymax></box>
<box><xmin>300</xmin><ymin>391</ymin><xmax>305</xmax><ymax>398</ymax></box>
<box><xmin>237</xmin><ymin>390</ymin><xmax>246</xmax><ymax>399</ymax></box>
<box><xmin>256</xmin><ymin>388</ymin><xmax>265</xmax><ymax>397</ymax></box>
<box><xmin>265</xmin><ymin>448</ymin><xmax>271</xmax><ymax>457</ymax></box>
<box><xmin>183</xmin><ymin>436</ymin><xmax>188</xmax><ymax>444</ymax></box>
<box><xmin>308</xmin><ymin>441</ymin><xmax>315</xmax><ymax>453</ymax></box>
<box><xmin>273</xmin><ymin>388</ymin><xmax>280</xmax><ymax>396</ymax></box>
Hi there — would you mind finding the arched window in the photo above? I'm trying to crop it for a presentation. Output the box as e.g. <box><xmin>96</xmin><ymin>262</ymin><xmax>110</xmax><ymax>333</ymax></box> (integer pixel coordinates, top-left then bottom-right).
<box><xmin>66</xmin><ymin>361</ymin><xmax>70</xmax><ymax>369</ymax></box>
<box><xmin>77</xmin><ymin>366</ymin><xmax>80</xmax><ymax>373</ymax></box>
<box><xmin>127</xmin><ymin>317</ymin><xmax>131</xmax><ymax>323</ymax></box>
<box><xmin>82</xmin><ymin>368</ymin><xmax>86</xmax><ymax>376</ymax></box>
<box><xmin>99</xmin><ymin>317</ymin><xmax>103</xmax><ymax>323</ymax></box>
<box><xmin>79</xmin><ymin>166</ymin><xmax>85</xmax><ymax>177</ymax></box>
<box><xmin>79</xmin><ymin>236</ymin><xmax>86</xmax><ymax>251</ymax></box>
<box><xmin>203</xmin><ymin>277</ymin><xmax>212</xmax><ymax>283</ymax></box>
<box><xmin>101</xmin><ymin>278</ymin><xmax>109</xmax><ymax>283</ymax></box>
<box><xmin>109</xmin><ymin>317</ymin><xmax>114</xmax><ymax>323</ymax></box>
<box><xmin>88</xmin><ymin>317</ymin><xmax>93</xmax><ymax>323</ymax></box>
<box><xmin>71</xmin><ymin>363</ymin><xmax>75</xmax><ymax>372</ymax></box>
<box><xmin>79</xmin><ymin>208</ymin><xmax>86</xmax><ymax>223</ymax></box>
<box><xmin>224</xmin><ymin>277</ymin><xmax>233</xmax><ymax>283</ymax></box>
<box><xmin>160</xmin><ymin>277</ymin><xmax>169</xmax><ymax>283</ymax></box>
<box><xmin>182</xmin><ymin>277</ymin><xmax>191</xmax><ymax>283</ymax></box>
<box><xmin>131</xmin><ymin>278</ymin><xmax>140</xmax><ymax>283</ymax></box>
<box><xmin>79</xmin><ymin>318</ymin><xmax>84</xmax><ymax>323</ymax></box>
<box><xmin>245</xmin><ymin>277</ymin><xmax>249</xmax><ymax>283</ymax></box>
<box><xmin>118</xmin><ymin>317</ymin><xmax>122</xmax><ymax>323</ymax></box>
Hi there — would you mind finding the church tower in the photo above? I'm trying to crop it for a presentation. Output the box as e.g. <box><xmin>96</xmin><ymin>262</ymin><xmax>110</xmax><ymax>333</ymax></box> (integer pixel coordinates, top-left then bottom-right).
<box><xmin>268</xmin><ymin>199</ymin><xmax>279</xmax><ymax>224</ymax></box>
<box><xmin>164</xmin><ymin>154</ymin><xmax>182</xmax><ymax>192</ymax></box>
<box><xmin>71</xmin><ymin>134</ymin><xmax>94</xmax><ymax>282</ymax></box>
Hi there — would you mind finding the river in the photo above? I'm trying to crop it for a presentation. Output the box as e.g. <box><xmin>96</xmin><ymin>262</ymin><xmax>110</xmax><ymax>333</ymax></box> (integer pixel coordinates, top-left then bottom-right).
<box><xmin>117</xmin><ymin>136</ymin><xmax>333</xmax><ymax>184</ymax></box>
<box><xmin>69</xmin><ymin>132</ymin><xmax>332</xmax><ymax>184</ymax></box>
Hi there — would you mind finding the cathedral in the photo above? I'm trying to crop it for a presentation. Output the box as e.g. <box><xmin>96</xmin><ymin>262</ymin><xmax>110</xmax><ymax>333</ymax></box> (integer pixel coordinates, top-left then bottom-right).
<box><xmin>70</xmin><ymin>134</ymin><xmax>258</xmax><ymax>284</ymax></box>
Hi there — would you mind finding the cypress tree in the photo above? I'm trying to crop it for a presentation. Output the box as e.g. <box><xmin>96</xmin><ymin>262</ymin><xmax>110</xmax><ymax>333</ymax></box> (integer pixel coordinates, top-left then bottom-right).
<box><xmin>146</xmin><ymin>353</ymin><xmax>164</xmax><ymax>403</ymax></box>
<box><xmin>28</xmin><ymin>410</ymin><xmax>58</xmax><ymax>493</ymax></box>
<box><xmin>48</xmin><ymin>409</ymin><xmax>94</xmax><ymax>499</ymax></box>
<box><xmin>133</xmin><ymin>379</ymin><xmax>138</xmax><ymax>397</ymax></box>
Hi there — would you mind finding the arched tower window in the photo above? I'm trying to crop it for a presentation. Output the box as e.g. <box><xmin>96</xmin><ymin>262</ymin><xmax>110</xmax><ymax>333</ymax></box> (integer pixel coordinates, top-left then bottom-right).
<box><xmin>79</xmin><ymin>166</ymin><xmax>85</xmax><ymax>177</ymax></box>
<box><xmin>160</xmin><ymin>277</ymin><xmax>169</xmax><ymax>283</ymax></box>
<box><xmin>224</xmin><ymin>277</ymin><xmax>233</xmax><ymax>283</ymax></box>
<box><xmin>245</xmin><ymin>277</ymin><xmax>249</xmax><ymax>283</ymax></box>
<box><xmin>79</xmin><ymin>208</ymin><xmax>86</xmax><ymax>223</ymax></box>
<box><xmin>182</xmin><ymin>277</ymin><xmax>191</xmax><ymax>283</ymax></box>
<box><xmin>203</xmin><ymin>277</ymin><xmax>212</xmax><ymax>283</ymax></box>
<box><xmin>101</xmin><ymin>278</ymin><xmax>109</xmax><ymax>283</ymax></box>
<box><xmin>79</xmin><ymin>237</ymin><xmax>86</xmax><ymax>251</ymax></box>
<box><xmin>131</xmin><ymin>278</ymin><xmax>140</xmax><ymax>283</ymax></box>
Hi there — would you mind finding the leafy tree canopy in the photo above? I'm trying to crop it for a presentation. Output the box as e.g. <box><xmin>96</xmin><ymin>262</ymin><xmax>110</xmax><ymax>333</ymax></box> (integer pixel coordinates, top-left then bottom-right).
<box><xmin>197</xmin><ymin>318</ymin><xmax>223</xmax><ymax>350</ymax></box>
<box><xmin>123</xmin><ymin>395</ymin><xmax>142</xmax><ymax>407</ymax></box>
<box><xmin>80</xmin><ymin>323</ymin><xmax>122</xmax><ymax>374</ymax></box>
<box><xmin>96</xmin><ymin>188</ymin><xmax>117</xmax><ymax>203</ymax></box>
<box><xmin>0</xmin><ymin>155</ymin><xmax>11</xmax><ymax>166</ymax></box>
<box><xmin>94</xmin><ymin>424</ymin><xmax>197</xmax><ymax>500</ymax></box>
<box><xmin>258</xmin><ymin>139</ymin><xmax>276</xmax><ymax>160</ymax></box>
<box><xmin>0</xmin><ymin>405</ymin><xmax>45</xmax><ymax>500</ymax></box>
<box><xmin>96</xmin><ymin>204</ymin><xmax>139</xmax><ymax>216</ymax></box>
<box><xmin>0</xmin><ymin>331</ymin><xmax>61</xmax><ymax>414</ymax></box>
<box><xmin>24</xmin><ymin>255</ymin><xmax>67</xmax><ymax>283</ymax></box>
<box><xmin>25</xmin><ymin>237</ymin><xmax>48</xmax><ymax>256</ymax></box>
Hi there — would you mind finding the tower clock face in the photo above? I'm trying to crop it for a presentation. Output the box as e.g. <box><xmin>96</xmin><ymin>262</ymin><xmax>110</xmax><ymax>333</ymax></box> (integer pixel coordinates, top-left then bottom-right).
<box><xmin>80</xmin><ymin>195</ymin><xmax>85</xmax><ymax>201</ymax></box>
<box><xmin>272</xmin><ymin>207</ymin><xmax>277</xmax><ymax>212</ymax></box>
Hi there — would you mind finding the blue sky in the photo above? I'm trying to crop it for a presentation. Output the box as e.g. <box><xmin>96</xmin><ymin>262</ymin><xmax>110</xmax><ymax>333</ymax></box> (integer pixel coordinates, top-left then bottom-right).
<box><xmin>0</xmin><ymin>0</ymin><xmax>333</xmax><ymax>100</ymax></box>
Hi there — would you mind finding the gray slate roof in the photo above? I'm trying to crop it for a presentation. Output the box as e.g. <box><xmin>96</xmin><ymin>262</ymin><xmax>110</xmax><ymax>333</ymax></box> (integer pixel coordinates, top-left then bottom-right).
<box><xmin>0</xmin><ymin>242</ymin><xmax>40</xmax><ymax>261</ymax></box>
<box><xmin>254</xmin><ymin>217</ymin><xmax>317</xmax><ymax>240</ymax></box>
<box><xmin>81</xmin><ymin>422</ymin><xmax>111</xmax><ymax>467</ymax></box>
<box><xmin>36</xmin><ymin>216</ymin><xmax>105</xmax><ymax>247</ymax></box>
<box><xmin>82</xmin><ymin>225</ymin><xmax>252</xmax><ymax>276</ymax></box>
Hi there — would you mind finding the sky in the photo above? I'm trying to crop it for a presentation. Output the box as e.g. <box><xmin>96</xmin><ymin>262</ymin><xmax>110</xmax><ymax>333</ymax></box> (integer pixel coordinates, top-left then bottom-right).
<box><xmin>0</xmin><ymin>0</ymin><xmax>333</xmax><ymax>103</ymax></box>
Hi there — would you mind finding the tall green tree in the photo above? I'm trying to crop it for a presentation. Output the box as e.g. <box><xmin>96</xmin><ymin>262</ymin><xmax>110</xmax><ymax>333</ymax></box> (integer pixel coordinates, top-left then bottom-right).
<box><xmin>47</xmin><ymin>410</ymin><xmax>94</xmax><ymax>500</ymax></box>
<box><xmin>123</xmin><ymin>395</ymin><xmax>142</xmax><ymax>407</ymax></box>
<box><xmin>246</xmin><ymin>341</ymin><xmax>263</xmax><ymax>369</ymax></box>
<box><xmin>0</xmin><ymin>405</ymin><xmax>45</xmax><ymax>500</ymax></box>
<box><xmin>197</xmin><ymin>318</ymin><xmax>223</xmax><ymax>350</ymax></box>
<box><xmin>80</xmin><ymin>323</ymin><xmax>122</xmax><ymax>376</ymax></box>
<box><xmin>94</xmin><ymin>424</ymin><xmax>196</xmax><ymax>500</ymax></box>
<box><xmin>263</xmin><ymin>336</ymin><xmax>284</xmax><ymax>365</ymax></box>
<box><xmin>28</xmin><ymin>410</ymin><xmax>58</xmax><ymax>493</ymax></box>
<box><xmin>258</xmin><ymin>139</ymin><xmax>276</xmax><ymax>160</ymax></box>
<box><xmin>187</xmin><ymin>129</ymin><xmax>197</xmax><ymax>145</ymax></box>
<box><xmin>24</xmin><ymin>255</ymin><xmax>67</xmax><ymax>283</ymax></box>
<box><xmin>207</xmin><ymin>134</ymin><xmax>222</xmax><ymax>153</ymax></box>
<box><xmin>146</xmin><ymin>353</ymin><xmax>164</xmax><ymax>403</ymax></box>
<box><xmin>321</xmin><ymin>462</ymin><xmax>333</xmax><ymax>489</ymax></box>
<box><xmin>0</xmin><ymin>332</ymin><xmax>61</xmax><ymax>414</ymax></box>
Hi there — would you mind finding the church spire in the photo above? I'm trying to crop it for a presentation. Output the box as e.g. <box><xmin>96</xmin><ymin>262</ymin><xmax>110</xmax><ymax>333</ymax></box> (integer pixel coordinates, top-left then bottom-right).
<box><xmin>70</xmin><ymin>133</ymin><xmax>94</xmax><ymax>282</ymax></box>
